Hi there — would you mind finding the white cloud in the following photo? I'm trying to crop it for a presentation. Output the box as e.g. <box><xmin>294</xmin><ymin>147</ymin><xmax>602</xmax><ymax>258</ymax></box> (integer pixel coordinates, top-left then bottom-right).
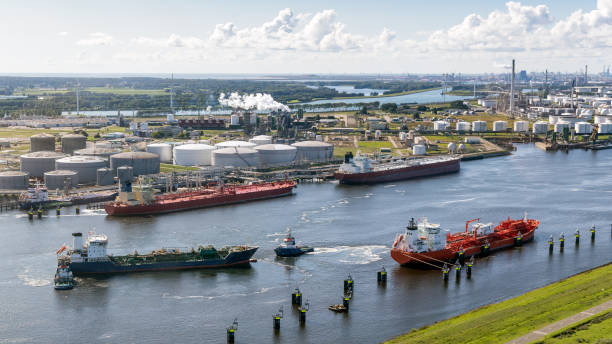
<box><xmin>76</xmin><ymin>32</ymin><xmax>113</xmax><ymax>46</ymax></box>
<box><xmin>58</xmin><ymin>31</ymin><xmax>68</xmax><ymax>36</ymax></box>
<box><xmin>133</xmin><ymin>34</ymin><xmax>206</xmax><ymax>48</ymax></box>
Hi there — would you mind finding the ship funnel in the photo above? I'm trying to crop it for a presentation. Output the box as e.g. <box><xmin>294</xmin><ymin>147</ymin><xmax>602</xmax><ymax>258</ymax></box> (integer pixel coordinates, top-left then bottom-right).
<box><xmin>72</xmin><ymin>232</ymin><xmax>83</xmax><ymax>251</ymax></box>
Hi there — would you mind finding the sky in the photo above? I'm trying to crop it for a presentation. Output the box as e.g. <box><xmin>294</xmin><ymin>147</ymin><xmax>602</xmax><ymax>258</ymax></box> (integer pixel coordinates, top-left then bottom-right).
<box><xmin>0</xmin><ymin>0</ymin><xmax>609</xmax><ymax>75</ymax></box>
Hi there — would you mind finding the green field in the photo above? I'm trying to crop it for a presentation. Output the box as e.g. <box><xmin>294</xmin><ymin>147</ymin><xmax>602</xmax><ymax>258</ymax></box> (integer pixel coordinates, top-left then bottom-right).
<box><xmin>19</xmin><ymin>87</ymin><xmax>168</xmax><ymax>96</ymax></box>
<box><xmin>386</xmin><ymin>263</ymin><xmax>612</xmax><ymax>344</ymax></box>
<box><xmin>535</xmin><ymin>311</ymin><xmax>612</xmax><ymax>344</ymax></box>
<box><xmin>159</xmin><ymin>163</ymin><xmax>201</xmax><ymax>173</ymax></box>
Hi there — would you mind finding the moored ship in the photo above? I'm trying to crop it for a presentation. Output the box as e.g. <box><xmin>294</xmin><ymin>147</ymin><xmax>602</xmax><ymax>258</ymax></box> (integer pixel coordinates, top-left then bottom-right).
<box><xmin>391</xmin><ymin>215</ymin><xmax>539</xmax><ymax>267</ymax></box>
<box><xmin>57</xmin><ymin>232</ymin><xmax>258</xmax><ymax>275</ymax></box>
<box><xmin>334</xmin><ymin>152</ymin><xmax>460</xmax><ymax>185</ymax></box>
<box><xmin>104</xmin><ymin>180</ymin><xmax>296</xmax><ymax>216</ymax></box>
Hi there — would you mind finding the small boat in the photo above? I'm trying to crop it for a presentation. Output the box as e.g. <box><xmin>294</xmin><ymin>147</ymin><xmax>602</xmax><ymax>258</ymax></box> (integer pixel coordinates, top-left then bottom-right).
<box><xmin>328</xmin><ymin>304</ymin><xmax>348</xmax><ymax>313</ymax></box>
<box><xmin>274</xmin><ymin>229</ymin><xmax>314</xmax><ymax>257</ymax></box>
<box><xmin>54</xmin><ymin>265</ymin><xmax>74</xmax><ymax>290</ymax></box>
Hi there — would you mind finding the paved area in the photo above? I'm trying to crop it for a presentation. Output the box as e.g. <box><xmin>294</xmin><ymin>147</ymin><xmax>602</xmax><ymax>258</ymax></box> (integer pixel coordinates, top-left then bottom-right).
<box><xmin>505</xmin><ymin>299</ymin><xmax>612</xmax><ymax>344</ymax></box>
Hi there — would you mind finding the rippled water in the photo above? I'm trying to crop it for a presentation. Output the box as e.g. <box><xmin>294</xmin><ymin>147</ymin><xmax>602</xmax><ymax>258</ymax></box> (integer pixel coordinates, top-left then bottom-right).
<box><xmin>1</xmin><ymin>144</ymin><xmax>611</xmax><ymax>343</ymax></box>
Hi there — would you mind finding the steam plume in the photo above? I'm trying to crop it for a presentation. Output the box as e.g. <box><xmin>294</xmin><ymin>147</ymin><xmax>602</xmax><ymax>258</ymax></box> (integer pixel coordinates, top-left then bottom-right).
<box><xmin>218</xmin><ymin>92</ymin><xmax>289</xmax><ymax>112</ymax></box>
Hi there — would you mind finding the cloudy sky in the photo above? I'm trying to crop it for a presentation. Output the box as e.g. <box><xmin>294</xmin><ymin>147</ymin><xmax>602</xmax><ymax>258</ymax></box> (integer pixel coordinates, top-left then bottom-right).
<box><xmin>0</xmin><ymin>0</ymin><xmax>609</xmax><ymax>74</ymax></box>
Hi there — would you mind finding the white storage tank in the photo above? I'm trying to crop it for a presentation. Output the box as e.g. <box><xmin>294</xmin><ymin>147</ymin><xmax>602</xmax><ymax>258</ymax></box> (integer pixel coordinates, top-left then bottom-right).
<box><xmin>472</xmin><ymin>121</ymin><xmax>487</xmax><ymax>132</ymax></box>
<box><xmin>433</xmin><ymin>121</ymin><xmax>448</xmax><ymax>131</ymax></box>
<box><xmin>548</xmin><ymin>115</ymin><xmax>560</xmax><ymax>125</ymax></box>
<box><xmin>0</xmin><ymin>171</ymin><xmax>29</xmax><ymax>190</ymax></box>
<box><xmin>248</xmin><ymin>135</ymin><xmax>273</xmax><ymax>145</ymax></box>
<box><xmin>399</xmin><ymin>132</ymin><xmax>407</xmax><ymax>141</ymax></box>
<box><xmin>61</xmin><ymin>133</ymin><xmax>87</xmax><ymax>155</ymax></box>
<box><xmin>110</xmin><ymin>152</ymin><xmax>160</xmax><ymax>176</ymax></box>
<box><xmin>173</xmin><ymin>143</ymin><xmax>215</xmax><ymax>166</ymax></box>
<box><xmin>291</xmin><ymin>141</ymin><xmax>334</xmax><ymax>162</ymax></box>
<box><xmin>44</xmin><ymin>170</ymin><xmax>79</xmax><ymax>189</ymax></box>
<box><xmin>458</xmin><ymin>143</ymin><xmax>466</xmax><ymax>152</ymax></box>
<box><xmin>375</xmin><ymin>130</ymin><xmax>381</xmax><ymax>139</ymax></box>
<box><xmin>255</xmin><ymin>144</ymin><xmax>297</xmax><ymax>167</ymax></box>
<box><xmin>533</xmin><ymin>121</ymin><xmax>549</xmax><ymax>134</ymax></box>
<box><xmin>493</xmin><ymin>121</ymin><xmax>508</xmax><ymax>132</ymax></box>
<box><xmin>554</xmin><ymin>121</ymin><xmax>570</xmax><ymax>133</ymax></box>
<box><xmin>55</xmin><ymin>156</ymin><xmax>106</xmax><ymax>183</ymax></box>
<box><xmin>575</xmin><ymin>122</ymin><xmax>593</xmax><ymax>134</ymax></box>
<box><xmin>465</xmin><ymin>137</ymin><xmax>480</xmax><ymax>144</ymax></box>
<box><xmin>456</xmin><ymin>121</ymin><xmax>470</xmax><ymax>131</ymax></box>
<box><xmin>598</xmin><ymin>123</ymin><xmax>612</xmax><ymax>134</ymax></box>
<box><xmin>20</xmin><ymin>151</ymin><xmax>67</xmax><ymax>178</ymax></box>
<box><xmin>447</xmin><ymin>142</ymin><xmax>457</xmax><ymax>153</ymax></box>
<box><xmin>230</xmin><ymin>114</ymin><xmax>240</xmax><ymax>126</ymax></box>
<box><xmin>214</xmin><ymin>140</ymin><xmax>257</xmax><ymax>149</ymax></box>
<box><xmin>412</xmin><ymin>144</ymin><xmax>426</xmax><ymax>155</ymax></box>
<box><xmin>30</xmin><ymin>133</ymin><xmax>56</xmax><ymax>152</ymax></box>
<box><xmin>513</xmin><ymin>121</ymin><xmax>529</xmax><ymax>132</ymax></box>
<box><xmin>146</xmin><ymin>143</ymin><xmax>173</xmax><ymax>163</ymax></box>
<box><xmin>212</xmin><ymin>147</ymin><xmax>259</xmax><ymax>168</ymax></box>
<box><xmin>96</xmin><ymin>168</ymin><xmax>115</xmax><ymax>186</ymax></box>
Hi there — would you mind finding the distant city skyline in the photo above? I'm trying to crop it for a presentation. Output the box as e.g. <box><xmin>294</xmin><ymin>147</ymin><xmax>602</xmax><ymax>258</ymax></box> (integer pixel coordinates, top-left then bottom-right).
<box><xmin>0</xmin><ymin>1</ymin><xmax>609</xmax><ymax>74</ymax></box>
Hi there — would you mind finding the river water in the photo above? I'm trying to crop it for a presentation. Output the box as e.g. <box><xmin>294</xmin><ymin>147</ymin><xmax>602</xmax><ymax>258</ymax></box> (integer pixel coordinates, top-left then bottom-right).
<box><xmin>1</xmin><ymin>144</ymin><xmax>611</xmax><ymax>344</ymax></box>
<box><xmin>304</xmin><ymin>88</ymin><xmax>471</xmax><ymax>105</ymax></box>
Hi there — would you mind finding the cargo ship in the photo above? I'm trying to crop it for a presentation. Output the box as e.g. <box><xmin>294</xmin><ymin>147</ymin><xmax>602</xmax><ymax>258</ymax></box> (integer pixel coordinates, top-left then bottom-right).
<box><xmin>56</xmin><ymin>232</ymin><xmax>258</xmax><ymax>275</ymax></box>
<box><xmin>391</xmin><ymin>215</ymin><xmax>539</xmax><ymax>267</ymax></box>
<box><xmin>104</xmin><ymin>180</ymin><xmax>296</xmax><ymax>216</ymax></box>
<box><xmin>334</xmin><ymin>152</ymin><xmax>460</xmax><ymax>185</ymax></box>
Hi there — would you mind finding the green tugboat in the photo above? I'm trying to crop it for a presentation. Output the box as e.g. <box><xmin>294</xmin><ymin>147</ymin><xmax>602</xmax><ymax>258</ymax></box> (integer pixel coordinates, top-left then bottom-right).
<box><xmin>54</xmin><ymin>265</ymin><xmax>74</xmax><ymax>290</ymax></box>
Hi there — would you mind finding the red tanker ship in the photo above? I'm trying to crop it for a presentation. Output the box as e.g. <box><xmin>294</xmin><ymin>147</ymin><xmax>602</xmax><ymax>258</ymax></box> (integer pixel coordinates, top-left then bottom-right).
<box><xmin>391</xmin><ymin>215</ymin><xmax>539</xmax><ymax>267</ymax></box>
<box><xmin>105</xmin><ymin>180</ymin><xmax>297</xmax><ymax>216</ymax></box>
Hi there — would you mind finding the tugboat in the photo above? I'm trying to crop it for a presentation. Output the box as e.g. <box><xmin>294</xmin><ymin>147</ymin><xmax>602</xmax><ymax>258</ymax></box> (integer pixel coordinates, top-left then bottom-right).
<box><xmin>328</xmin><ymin>304</ymin><xmax>348</xmax><ymax>313</ymax></box>
<box><xmin>274</xmin><ymin>229</ymin><xmax>314</xmax><ymax>257</ymax></box>
<box><xmin>54</xmin><ymin>265</ymin><xmax>74</xmax><ymax>290</ymax></box>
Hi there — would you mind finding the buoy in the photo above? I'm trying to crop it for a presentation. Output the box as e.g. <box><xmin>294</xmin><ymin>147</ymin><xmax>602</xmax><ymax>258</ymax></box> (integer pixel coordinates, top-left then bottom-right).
<box><xmin>442</xmin><ymin>264</ymin><xmax>449</xmax><ymax>281</ymax></box>
<box><xmin>575</xmin><ymin>229</ymin><xmax>580</xmax><ymax>245</ymax></box>
<box><xmin>342</xmin><ymin>297</ymin><xmax>350</xmax><ymax>311</ymax></box>
<box><xmin>299</xmin><ymin>300</ymin><xmax>309</xmax><ymax>324</ymax></box>
<box><xmin>560</xmin><ymin>233</ymin><xmax>565</xmax><ymax>250</ymax></box>
<box><xmin>56</xmin><ymin>207</ymin><xmax>60</xmax><ymax>216</ymax></box>
<box><xmin>344</xmin><ymin>274</ymin><xmax>354</xmax><ymax>294</ymax></box>
<box><xmin>515</xmin><ymin>232</ymin><xmax>523</xmax><ymax>247</ymax></box>
<box><xmin>548</xmin><ymin>235</ymin><xmax>554</xmax><ymax>253</ymax></box>
<box><xmin>226</xmin><ymin>318</ymin><xmax>238</xmax><ymax>344</ymax></box>
<box><xmin>466</xmin><ymin>257</ymin><xmax>474</xmax><ymax>279</ymax></box>
<box><xmin>591</xmin><ymin>225</ymin><xmax>596</xmax><ymax>241</ymax></box>
<box><xmin>457</xmin><ymin>248</ymin><xmax>465</xmax><ymax>265</ymax></box>
<box><xmin>37</xmin><ymin>209</ymin><xmax>42</xmax><ymax>219</ymax></box>
<box><xmin>377</xmin><ymin>267</ymin><xmax>387</xmax><ymax>283</ymax></box>
<box><xmin>480</xmin><ymin>240</ymin><xmax>490</xmax><ymax>256</ymax></box>
<box><xmin>28</xmin><ymin>211</ymin><xmax>33</xmax><ymax>220</ymax></box>
<box><xmin>75</xmin><ymin>206</ymin><xmax>80</xmax><ymax>215</ymax></box>
<box><xmin>291</xmin><ymin>288</ymin><xmax>302</xmax><ymax>306</ymax></box>
<box><xmin>455</xmin><ymin>260</ymin><xmax>461</xmax><ymax>279</ymax></box>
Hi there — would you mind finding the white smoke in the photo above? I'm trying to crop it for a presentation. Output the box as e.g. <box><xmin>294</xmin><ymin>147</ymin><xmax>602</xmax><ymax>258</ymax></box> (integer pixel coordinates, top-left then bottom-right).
<box><xmin>218</xmin><ymin>92</ymin><xmax>289</xmax><ymax>112</ymax></box>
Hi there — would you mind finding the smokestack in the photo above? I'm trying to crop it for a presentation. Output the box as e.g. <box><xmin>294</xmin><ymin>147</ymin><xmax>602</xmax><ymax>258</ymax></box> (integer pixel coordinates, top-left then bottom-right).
<box><xmin>585</xmin><ymin>65</ymin><xmax>588</xmax><ymax>85</ymax></box>
<box><xmin>510</xmin><ymin>59</ymin><xmax>515</xmax><ymax>113</ymax></box>
<box><xmin>72</xmin><ymin>232</ymin><xmax>83</xmax><ymax>251</ymax></box>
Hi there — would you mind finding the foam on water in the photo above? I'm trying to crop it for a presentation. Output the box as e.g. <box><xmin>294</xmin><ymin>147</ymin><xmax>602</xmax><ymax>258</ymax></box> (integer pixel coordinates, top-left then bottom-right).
<box><xmin>308</xmin><ymin>245</ymin><xmax>388</xmax><ymax>265</ymax></box>
<box><xmin>438</xmin><ymin>197</ymin><xmax>477</xmax><ymax>205</ymax></box>
<box><xmin>17</xmin><ymin>271</ymin><xmax>51</xmax><ymax>287</ymax></box>
<box><xmin>162</xmin><ymin>286</ymin><xmax>277</xmax><ymax>301</ymax></box>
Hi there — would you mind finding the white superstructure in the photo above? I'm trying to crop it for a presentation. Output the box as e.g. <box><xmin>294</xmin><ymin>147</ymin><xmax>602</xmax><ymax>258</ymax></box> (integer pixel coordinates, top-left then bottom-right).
<box><xmin>69</xmin><ymin>232</ymin><xmax>109</xmax><ymax>262</ymax></box>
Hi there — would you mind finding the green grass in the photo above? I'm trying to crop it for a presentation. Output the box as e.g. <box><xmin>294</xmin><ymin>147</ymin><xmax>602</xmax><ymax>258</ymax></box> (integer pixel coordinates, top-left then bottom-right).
<box><xmin>159</xmin><ymin>164</ymin><xmax>202</xmax><ymax>173</ymax></box>
<box><xmin>85</xmin><ymin>87</ymin><xmax>167</xmax><ymax>95</ymax></box>
<box><xmin>386</xmin><ymin>263</ymin><xmax>612</xmax><ymax>344</ymax></box>
<box><xmin>534</xmin><ymin>311</ymin><xmax>612</xmax><ymax>344</ymax></box>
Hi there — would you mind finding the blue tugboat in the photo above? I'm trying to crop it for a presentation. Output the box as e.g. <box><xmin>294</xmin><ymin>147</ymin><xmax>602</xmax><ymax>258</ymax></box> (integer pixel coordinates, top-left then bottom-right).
<box><xmin>274</xmin><ymin>230</ymin><xmax>314</xmax><ymax>257</ymax></box>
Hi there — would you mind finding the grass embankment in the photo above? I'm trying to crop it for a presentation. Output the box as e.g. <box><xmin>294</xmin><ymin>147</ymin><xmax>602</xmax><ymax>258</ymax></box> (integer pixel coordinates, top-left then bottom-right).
<box><xmin>386</xmin><ymin>263</ymin><xmax>612</xmax><ymax>344</ymax></box>
<box><xmin>534</xmin><ymin>311</ymin><xmax>612</xmax><ymax>344</ymax></box>
<box><xmin>159</xmin><ymin>164</ymin><xmax>201</xmax><ymax>173</ymax></box>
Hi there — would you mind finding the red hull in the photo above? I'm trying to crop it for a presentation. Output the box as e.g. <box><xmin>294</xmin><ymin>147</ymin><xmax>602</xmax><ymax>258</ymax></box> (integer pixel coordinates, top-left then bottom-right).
<box><xmin>335</xmin><ymin>158</ymin><xmax>460</xmax><ymax>185</ymax></box>
<box><xmin>105</xmin><ymin>181</ymin><xmax>296</xmax><ymax>216</ymax></box>
<box><xmin>391</xmin><ymin>218</ymin><xmax>539</xmax><ymax>267</ymax></box>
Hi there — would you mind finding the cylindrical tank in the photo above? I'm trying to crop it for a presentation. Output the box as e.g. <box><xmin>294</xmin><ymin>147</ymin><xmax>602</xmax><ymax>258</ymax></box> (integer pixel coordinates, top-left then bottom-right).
<box><xmin>0</xmin><ymin>171</ymin><xmax>29</xmax><ymax>190</ymax></box>
<box><xmin>248</xmin><ymin>135</ymin><xmax>272</xmax><ymax>145</ymax></box>
<box><xmin>55</xmin><ymin>156</ymin><xmax>106</xmax><ymax>183</ymax></box>
<box><xmin>255</xmin><ymin>144</ymin><xmax>297</xmax><ymax>167</ymax></box>
<box><xmin>117</xmin><ymin>166</ymin><xmax>133</xmax><ymax>183</ymax></box>
<box><xmin>212</xmin><ymin>147</ymin><xmax>259</xmax><ymax>168</ymax></box>
<box><xmin>173</xmin><ymin>143</ymin><xmax>215</xmax><ymax>166</ymax></box>
<box><xmin>291</xmin><ymin>141</ymin><xmax>334</xmax><ymax>162</ymax></box>
<box><xmin>598</xmin><ymin>123</ymin><xmax>612</xmax><ymax>134</ymax></box>
<box><xmin>230</xmin><ymin>114</ymin><xmax>240</xmax><ymax>126</ymax></box>
<box><xmin>548</xmin><ymin>115</ymin><xmax>560</xmax><ymax>125</ymax></box>
<box><xmin>110</xmin><ymin>152</ymin><xmax>160</xmax><ymax>176</ymax></box>
<box><xmin>96</xmin><ymin>168</ymin><xmax>115</xmax><ymax>186</ymax></box>
<box><xmin>399</xmin><ymin>132</ymin><xmax>407</xmax><ymax>141</ymax></box>
<box><xmin>447</xmin><ymin>142</ymin><xmax>457</xmax><ymax>153</ymax></box>
<box><xmin>146</xmin><ymin>143</ymin><xmax>173</xmax><ymax>163</ymax></box>
<box><xmin>315</xmin><ymin>135</ymin><xmax>323</xmax><ymax>142</ymax></box>
<box><xmin>433</xmin><ymin>121</ymin><xmax>448</xmax><ymax>131</ymax></box>
<box><xmin>493</xmin><ymin>121</ymin><xmax>508</xmax><ymax>132</ymax></box>
<box><xmin>167</xmin><ymin>113</ymin><xmax>175</xmax><ymax>122</ymax></box>
<box><xmin>513</xmin><ymin>121</ymin><xmax>529</xmax><ymax>132</ymax></box>
<box><xmin>20</xmin><ymin>151</ymin><xmax>67</xmax><ymax>178</ymax></box>
<box><xmin>472</xmin><ymin>121</ymin><xmax>487</xmax><ymax>132</ymax></box>
<box><xmin>533</xmin><ymin>121</ymin><xmax>549</xmax><ymax>134</ymax></box>
<box><xmin>30</xmin><ymin>134</ymin><xmax>55</xmax><ymax>152</ymax></box>
<box><xmin>61</xmin><ymin>134</ymin><xmax>87</xmax><ymax>155</ymax></box>
<box><xmin>44</xmin><ymin>170</ymin><xmax>79</xmax><ymax>189</ymax></box>
<box><xmin>375</xmin><ymin>130</ymin><xmax>381</xmax><ymax>139</ymax></box>
<box><xmin>458</xmin><ymin>143</ymin><xmax>466</xmax><ymax>152</ymax></box>
<box><xmin>412</xmin><ymin>144</ymin><xmax>426</xmax><ymax>155</ymax></box>
<box><xmin>575</xmin><ymin>122</ymin><xmax>592</xmax><ymax>134</ymax></box>
<box><xmin>414</xmin><ymin>137</ymin><xmax>426</xmax><ymax>145</ymax></box>
<box><xmin>554</xmin><ymin>121</ymin><xmax>570</xmax><ymax>133</ymax></box>
<box><xmin>73</xmin><ymin>147</ymin><xmax>121</xmax><ymax>167</ymax></box>
<box><xmin>214</xmin><ymin>140</ymin><xmax>257</xmax><ymax>149</ymax></box>
<box><xmin>456</xmin><ymin>121</ymin><xmax>470</xmax><ymax>131</ymax></box>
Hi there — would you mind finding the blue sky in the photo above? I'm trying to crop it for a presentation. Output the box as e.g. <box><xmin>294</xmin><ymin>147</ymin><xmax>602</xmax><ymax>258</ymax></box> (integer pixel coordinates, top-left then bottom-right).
<box><xmin>0</xmin><ymin>1</ymin><xmax>606</xmax><ymax>74</ymax></box>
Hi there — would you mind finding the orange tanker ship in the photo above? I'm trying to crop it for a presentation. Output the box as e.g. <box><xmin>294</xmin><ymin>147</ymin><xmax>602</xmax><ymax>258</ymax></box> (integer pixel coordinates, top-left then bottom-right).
<box><xmin>391</xmin><ymin>215</ymin><xmax>539</xmax><ymax>267</ymax></box>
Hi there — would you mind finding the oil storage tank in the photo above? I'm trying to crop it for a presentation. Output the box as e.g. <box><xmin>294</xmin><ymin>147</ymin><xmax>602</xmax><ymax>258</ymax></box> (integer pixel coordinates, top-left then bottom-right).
<box><xmin>554</xmin><ymin>121</ymin><xmax>570</xmax><ymax>133</ymax></box>
<box><xmin>20</xmin><ymin>151</ymin><xmax>67</xmax><ymax>178</ymax></box>
<box><xmin>212</xmin><ymin>147</ymin><xmax>259</xmax><ymax>168</ymax></box>
<box><xmin>146</xmin><ymin>143</ymin><xmax>173</xmax><ymax>163</ymax></box>
<box><xmin>599</xmin><ymin>123</ymin><xmax>612</xmax><ymax>134</ymax></box>
<box><xmin>533</xmin><ymin>121</ymin><xmax>549</xmax><ymax>134</ymax></box>
<box><xmin>493</xmin><ymin>121</ymin><xmax>508</xmax><ymax>132</ymax></box>
<box><xmin>214</xmin><ymin>140</ymin><xmax>256</xmax><ymax>149</ymax></box>
<box><xmin>291</xmin><ymin>141</ymin><xmax>333</xmax><ymax>162</ymax></box>
<box><xmin>433</xmin><ymin>121</ymin><xmax>448</xmax><ymax>131</ymax></box>
<box><xmin>249</xmin><ymin>135</ymin><xmax>273</xmax><ymax>145</ymax></box>
<box><xmin>96</xmin><ymin>168</ymin><xmax>115</xmax><ymax>186</ymax></box>
<box><xmin>30</xmin><ymin>133</ymin><xmax>55</xmax><ymax>152</ymax></box>
<box><xmin>0</xmin><ymin>171</ymin><xmax>29</xmax><ymax>189</ymax></box>
<box><xmin>61</xmin><ymin>133</ymin><xmax>87</xmax><ymax>154</ymax></box>
<box><xmin>110</xmin><ymin>152</ymin><xmax>160</xmax><ymax>176</ymax></box>
<box><xmin>44</xmin><ymin>170</ymin><xmax>79</xmax><ymax>189</ymax></box>
<box><xmin>513</xmin><ymin>121</ymin><xmax>529</xmax><ymax>132</ymax></box>
<box><xmin>255</xmin><ymin>144</ymin><xmax>297</xmax><ymax>167</ymax></box>
<box><xmin>456</xmin><ymin>121</ymin><xmax>470</xmax><ymax>131</ymax></box>
<box><xmin>173</xmin><ymin>143</ymin><xmax>215</xmax><ymax>166</ymax></box>
<box><xmin>575</xmin><ymin>122</ymin><xmax>592</xmax><ymax>134</ymax></box>
<box><xmin>55</xmin><ymin>156</ymin><xmax>106</xmax><ymax>183</ymax></box>
<box><xmin>73</xmin><ymin>147</ymin><xmax>121</xmax><ymax>166</ymax></box>
<box><xmin>472</xmin><ymin>121</ymin><xmax>487</xmax><ymax>132</ymax></box>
